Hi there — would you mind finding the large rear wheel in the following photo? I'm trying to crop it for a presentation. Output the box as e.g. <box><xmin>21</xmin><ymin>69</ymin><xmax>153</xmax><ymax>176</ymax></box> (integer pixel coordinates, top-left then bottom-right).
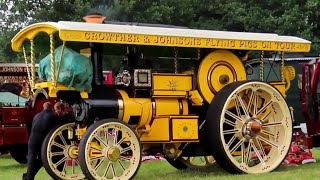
<box><xmin>206</xmin><ymin>81</ymin><xmax>292</xmax><ymax>174</ymax></box>
<box><xmin>79</xmin><ymin>119</ymin><xmax>141</xmax><ymax>180</ymax></box>
<box><xmin>41</xmin><ymin>123</ymin><xmax>84</xmax><ymax>180</ymax></box>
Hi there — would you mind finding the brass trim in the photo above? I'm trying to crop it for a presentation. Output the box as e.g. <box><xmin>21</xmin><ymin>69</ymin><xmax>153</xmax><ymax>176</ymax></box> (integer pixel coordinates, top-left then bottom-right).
<box><xmin>152</xmin><ymin>94</ymin><xmax>187</xmax><ymax>98</ymax></box>
<box><xmin>117</xmin><ymin>99</ymin><xmax>124</xmax><ymax>120</ymax></box>
<box><xmin>152</xmin><ymin>99</ymin><xmax>156</xmax><ymax>118</ymax></box>
<box><xmin>133</xmin><ymin>69</ymin><xmax>152</xmax><ymax>87</ymax></box>
<box><xmin>152</xmin><ymin>73</ymin><xmax>193</xmax><ymax>76</ymax></box>
<box><xmin>178</xmin><ymin>99</ymin><xmax>183</xmax><ymax>115</ymax></box>
<box><xmin>207</xmin><ymin>61</ymin><xmax>237</xmax><ymax>94</ymax></box>
<box><xmin>149</xmin><ymin>99</ymin><xmax>156</xmax><ymax>126</ymax></box>
<box><xmin>31</xmin><ymin>88</ymin><xmax>49</xmax><ymax>108</ymax></box>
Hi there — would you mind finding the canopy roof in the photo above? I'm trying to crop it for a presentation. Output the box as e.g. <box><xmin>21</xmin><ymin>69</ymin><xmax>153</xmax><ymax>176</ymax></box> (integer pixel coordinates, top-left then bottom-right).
<box><xmin>12</xmin><ymin>21</ymin><xmax>311</xmax><ymax>52</ymax></box>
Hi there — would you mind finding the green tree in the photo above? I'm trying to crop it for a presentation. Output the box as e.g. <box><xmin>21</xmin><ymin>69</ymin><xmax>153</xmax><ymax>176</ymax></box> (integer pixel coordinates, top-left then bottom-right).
<box><xmin>0</xmin><ymin>0</ymin><xmax>92</xmax><ymax>62</ymax></box>
<box><xmin>1</xmin><ymin>0</ymin><xmax>320</xmax><ymax>62</ymax></box>
<box><xmin>103</xmin><ymin>0</ymin><xmax>320</xmax><ymax>54</ymax></box>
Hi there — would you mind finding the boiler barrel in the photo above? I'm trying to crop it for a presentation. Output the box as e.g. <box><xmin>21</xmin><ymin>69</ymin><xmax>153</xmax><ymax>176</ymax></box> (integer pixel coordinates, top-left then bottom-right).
<box><xmin>85</xmin><ymin>98</ymin><xmax>120</xmax><ymax>120</ymax></box>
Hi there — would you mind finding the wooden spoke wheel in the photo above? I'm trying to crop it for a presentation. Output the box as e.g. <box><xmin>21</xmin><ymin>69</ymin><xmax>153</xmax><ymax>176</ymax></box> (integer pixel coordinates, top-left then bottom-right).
<box><xmin>167</xmin><ymin>156</ymin><xmax>216</xmax><ymax>170</ymax></box>
<box><xmin>206</xmin><ymin>81</ymin><xmax>292</xmax><ymax>174</ymax></box>
<box><xmin>41</xmin><ymin>123</ymin><xmax>84</xmax><ymax>180</ymax></box>
<box><xmin>79</xmin><ymin>120</ymin><xmax>141</xmax><ymax>180</ymax></box>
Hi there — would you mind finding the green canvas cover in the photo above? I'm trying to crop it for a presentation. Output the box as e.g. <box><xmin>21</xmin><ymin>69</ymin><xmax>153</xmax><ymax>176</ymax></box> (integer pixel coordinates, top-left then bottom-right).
<box><xmin>38</xmin><ymin>46</ymin><xmax>93</xmax><ymax>92</ymax></box>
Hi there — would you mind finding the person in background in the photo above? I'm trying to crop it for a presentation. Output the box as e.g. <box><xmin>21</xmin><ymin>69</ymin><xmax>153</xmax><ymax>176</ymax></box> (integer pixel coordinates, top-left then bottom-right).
<box><xmin>54</xmin><ymin>101</ymin><xmax>73</xmax><ymax>122</ymax></box>
<box><xmin>54</xmin><ymin>101</ymin><xmax>65</xmax><ymax>117</ymax></box>
<box><xmin>23</xmin><ymin>102</ymin><xmax>57</xmax><ymax>180</ymax></box>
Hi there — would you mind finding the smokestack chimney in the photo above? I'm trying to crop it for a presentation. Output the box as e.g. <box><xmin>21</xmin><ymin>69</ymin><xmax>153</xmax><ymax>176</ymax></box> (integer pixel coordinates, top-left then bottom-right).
<box><xmin>83</xmin><ymin>12</ymin><xmax>106</xmax><ymax>24</ymax></box>
<box><xmin>83</xmin><ymin>13</ymin><xmax>105</xmax><ymax>87</ymax></box>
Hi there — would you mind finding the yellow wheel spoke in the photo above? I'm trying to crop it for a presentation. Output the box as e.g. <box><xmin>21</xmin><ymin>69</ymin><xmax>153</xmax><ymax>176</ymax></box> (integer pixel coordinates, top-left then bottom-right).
<box><xmin>90</xmin><ymin>145</ymin><xmax>102</xmax><ymax>151</ymax></box>
<box><xmin>53</xmin><ymin>142</ymin><xmax>65</xmax><ymax>150</ymax></box>
<box><xmin>226</xmin><ymin>110</ymin><xmax>244</xmax><ymax>123</ymax></box>
<box><xmin>257</xmin><ymin>135</ymin><xmax>278</xmax><ymax>149</ymax></box>
<box><xmin>62</xmin><ymin>158</ymin><xmax>68</xmax><ymax>173</ymax></box>
<box><xmin>253</xmin><ymin>91</ymin><xmax>258</xmax><ymax>116</ymax></box>
<box><xmin>252</xmin><ymin>141</ymin><xmax>265</xmax><ymax>164</ymax></box>
<box><xmin>261</xmin><ymin>110</ymin><xmax>272</xmax><ymax>122</ymax></box>
<box><xmin>94</xmin><ymin>135</ymin><xmax>108</xmax><ymax>148</ymax></box>
<box><xmin>55</xmin><ymin>156</ymin><xmax>67</xmax><ymax>167</ymax></box>
<box><xmin>256</xmin><ymin>100</ymin><xmax>273</xmax><ymax>117</ymax></box>
<box><xmin>118</xmin><ymin>159</ymin><xmax>126</xmax><ymax>171</ymax></box>
<box><xmin>120</xmin><ymin>146</ymin><xmax>132</xmax><ymax>154</ymax></box>
<box><xmin>256</xmin><ymin>138</ymin><xmax>267</xmax><ymax>157</ymax></box>
<box><xmin>247</xmin><ymin>90</ymin><xmax>256</xmax><ymax>114</ymax></box>
<box><xmin>111</xmin><ymin>163</ymin><xmax>117</xmax><ymax>178</ymax></box>
<box><xmin>227</xmin><ymin>134</ymin><xmax>237</xmax><ymax>147</ymax></box>
<box><xmin>71</xmin><ymin>159</ymin><xmax>76</xmax><ymax>175</ymax></box>
<box><xmin>116</xmin><ymin>137</ymin><xmax>126</xmax><ymax>146</ymax></box>
<box><xmin>245</xmin><ymin>141</ymin><xmax>252</xmax><ymax>164</ymax></box>
<box><xmin>261</xmin><ymin>129</ymin><xmax>275</xmax><ymax>137</ymax></box>
<box><xmin>236</xmin><ymin>94</ymin><xmax>250</xmax><ymax>118</ymax></box>
<box><xmin>234</xmin><ymin>97</ymin><xmax>242</xmax><ymax>117</ymax></box>
<box><xmin>119</xmin><ymin>155</ymin><xmax>131</xmax><ymax>161</ymax></box>
<box><xmin>224</xmin><ymin>118</ymin><xmax>236</xmax><ymax>126</ymax></box>
<box><xmin>104</xmin><ymin>128</ymin><xmax>109</xmax><ymax>144</ymax></box>
<box><xmin>74</xmin><ymin>158</ymin><xmax>80</xmax><ymax>166</ymax></box>
<box><xmin>102</xmin><ymin>161</ymin><xmax>112</xmax><ymax>178</ymax></box>
<box><xmin>113</xmin><ymin>130</ymin><xmax>119</xmax><ymax>146</ymax></box>
<box><xmin>241</xmin><ymin>142</ymin><xmax>245</xmax><ymax>163</ymax></box>
<box><xmin>223</xmin><ymin>129</ymin><xmax>239</xmax><ymax>135</ymax></box>
<box><xmin>51</xmin><ymin>151</ymin><xmax>64</xmax><ymax>156</ymax></box>
<box><xmin>94</xmin><ymin>158</ymin><xmax>105</xmax><ymax>171</ymax></box>
<box><xmin>230</xmin><ymin>138</ymin><xmax>245</xmax><ymax>154</ymax></box>
<box><xmin>90</xmin><ymin>155</ymin><xmax>104</xmax><ymax>161</ymax></box>
<box><xmin>59</xmin><ymin>134</ymin><xmax>67</xmax><ymax>146</ymax></box>
<box><xmin>262</xmin><ymin>122</ymin><xmax>282</xmax><ymax>127</ymax></box>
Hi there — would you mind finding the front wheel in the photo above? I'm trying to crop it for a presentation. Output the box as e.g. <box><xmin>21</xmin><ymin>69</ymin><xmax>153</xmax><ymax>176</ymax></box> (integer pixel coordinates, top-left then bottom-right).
<box><xmin>41</xmin><ymin>123</ymin><xmax>85</xmax><ymax>180</ymax></box>
<box><xmin>206</xmin><ymin>81</ymin><xmax>292</xmax><ymax>174</ymax></box>
<box><xmin>79</xmin><ymin>119</ymin><xmax>141</xmax><ymax>180</ymax></box>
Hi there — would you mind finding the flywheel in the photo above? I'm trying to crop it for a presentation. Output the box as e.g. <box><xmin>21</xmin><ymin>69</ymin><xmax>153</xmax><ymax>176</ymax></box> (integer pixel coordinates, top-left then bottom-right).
<box><xmin>197</xmin><ymin>50</ymin><xmax>246</xmax><ymax>103</ymax></box>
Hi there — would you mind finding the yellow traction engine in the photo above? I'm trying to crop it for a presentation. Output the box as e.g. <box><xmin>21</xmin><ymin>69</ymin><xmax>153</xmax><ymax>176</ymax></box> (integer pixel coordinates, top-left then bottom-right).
<box><xmin>10</xmin><ymin>14</ymin><xmax>310</xmax><ymax>180</ymax></box>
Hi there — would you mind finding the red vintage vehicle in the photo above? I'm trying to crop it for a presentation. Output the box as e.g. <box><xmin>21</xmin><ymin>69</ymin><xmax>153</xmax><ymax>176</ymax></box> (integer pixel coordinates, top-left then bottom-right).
<box><xmin>301</xmin><ymin>58</ymin><xmax>320</xmax><ymax>148</ymax></box>
<box><xmin>0</xmin><ymin>63</ymin><xmax>36</xmax><ymax>163</ymax></box>
<box><xmin>0</xmin><ymin>62</ymin><xmax>108</xmax><ymax>164</ymax></box>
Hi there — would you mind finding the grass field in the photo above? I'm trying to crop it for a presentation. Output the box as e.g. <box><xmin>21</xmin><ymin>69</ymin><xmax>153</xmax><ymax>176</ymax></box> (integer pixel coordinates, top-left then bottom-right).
<box><xmin>1</xmin><ymin>149</ymin><xmax>320</xmax><ymax>180</ymax></box>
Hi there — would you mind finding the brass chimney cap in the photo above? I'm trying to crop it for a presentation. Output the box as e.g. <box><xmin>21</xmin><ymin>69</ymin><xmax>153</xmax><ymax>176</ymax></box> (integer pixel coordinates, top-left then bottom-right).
<box><xmin>83</xmin><ymin>12</ymin><xmax>106</xmax><ymax>23</ymax></box>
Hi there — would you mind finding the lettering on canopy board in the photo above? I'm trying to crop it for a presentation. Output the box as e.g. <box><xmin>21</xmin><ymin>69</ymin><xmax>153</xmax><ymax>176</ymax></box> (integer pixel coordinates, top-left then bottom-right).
<box><xmin>0</xmin><ymin>76</ymin><xmax>27</xmax><ymax>84</ymax></box>
<box><xmin>60</xmin><ymin>31</ymin><xmax>310</xmax><ymax>52</ymax></box>
<box><xmin>0</xmin><ymin>67</ymin><xmax>29</xmax><ymax>73</ymax></box>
